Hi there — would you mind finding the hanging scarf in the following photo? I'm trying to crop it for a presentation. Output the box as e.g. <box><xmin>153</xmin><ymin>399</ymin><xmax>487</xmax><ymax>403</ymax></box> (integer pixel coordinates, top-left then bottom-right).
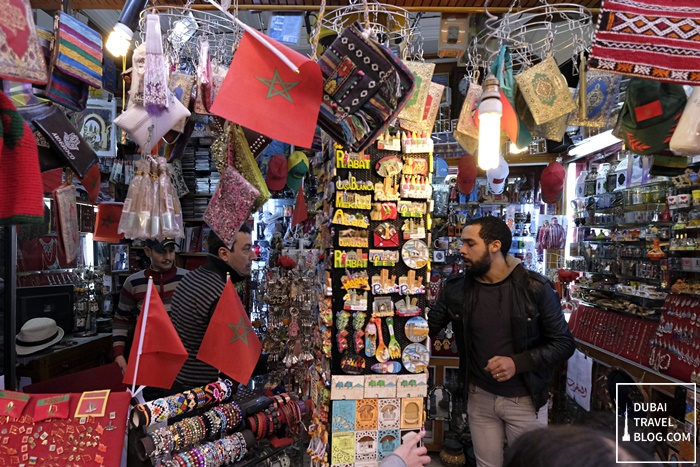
<box><xmin>143</xmin><ymin>13</ymin><xmax>169</xmax><ymax>114</ymax></box>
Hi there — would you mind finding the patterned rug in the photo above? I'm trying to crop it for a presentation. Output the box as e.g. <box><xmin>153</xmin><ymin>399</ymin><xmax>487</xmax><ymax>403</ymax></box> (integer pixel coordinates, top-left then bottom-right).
<box><xmin>589</xmin><ymin>0</ymin><xmax>700</xmax><ymax>85</ymax></box>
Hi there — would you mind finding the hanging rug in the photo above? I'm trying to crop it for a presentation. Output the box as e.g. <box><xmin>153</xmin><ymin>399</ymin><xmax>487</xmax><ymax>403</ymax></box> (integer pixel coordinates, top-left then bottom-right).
<box><xmin>589</xmin><ymin>0</ymin><xmax>700</xmax><ymax>85</ymax></box>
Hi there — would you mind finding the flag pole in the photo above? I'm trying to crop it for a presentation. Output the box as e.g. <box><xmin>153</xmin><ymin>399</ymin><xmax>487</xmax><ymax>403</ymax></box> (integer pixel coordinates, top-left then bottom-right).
<box><xmin>130</xmin><ymin>277</ymin><xmax>154</xmax><ymax>396</ymax></box>
<box><xmin>203</xmin><ymin>0</ymin><xmax>300</xmax><ymax>74</ymax></box>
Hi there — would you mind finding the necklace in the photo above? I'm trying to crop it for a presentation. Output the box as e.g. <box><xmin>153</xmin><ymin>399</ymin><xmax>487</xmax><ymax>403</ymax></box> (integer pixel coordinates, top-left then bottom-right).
<box><xmin>39</xmin><ymin>237</ymin><xmax>60</xmax><ymax>270</ymax></box>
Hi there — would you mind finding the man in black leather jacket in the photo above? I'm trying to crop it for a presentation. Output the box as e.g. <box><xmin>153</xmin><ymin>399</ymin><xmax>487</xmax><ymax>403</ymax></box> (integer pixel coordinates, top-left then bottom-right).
<box><xmin>429</xmin><ymin>216</ymin><xmax>574</xmax><ymax>467</ymax></box>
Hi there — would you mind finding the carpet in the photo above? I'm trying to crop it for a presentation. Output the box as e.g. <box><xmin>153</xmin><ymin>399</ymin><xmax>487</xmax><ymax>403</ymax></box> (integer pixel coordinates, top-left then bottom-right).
<box><xmin>589</xmin><ymin>0</ymin><xmax>700</xmax><ymax>85</ymax></box>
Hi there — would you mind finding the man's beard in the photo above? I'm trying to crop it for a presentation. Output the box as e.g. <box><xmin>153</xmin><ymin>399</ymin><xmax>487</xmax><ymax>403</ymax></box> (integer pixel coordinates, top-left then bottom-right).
<box><xmin>462</xmin><ymin>250</ymin><xmax>491</xmax><ymax>277</ymax></box>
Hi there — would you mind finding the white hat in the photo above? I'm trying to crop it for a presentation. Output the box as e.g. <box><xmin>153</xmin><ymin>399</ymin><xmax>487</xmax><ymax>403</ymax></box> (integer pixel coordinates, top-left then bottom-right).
<box><xmin>487</xmin><ymin>155</ymin><xmax>509</xmax><ymax>194</ymax></box>
<box><xmin>16</xmin><ymin>318</ymin><xmax>65</xmax><ymax>356</ymax></box>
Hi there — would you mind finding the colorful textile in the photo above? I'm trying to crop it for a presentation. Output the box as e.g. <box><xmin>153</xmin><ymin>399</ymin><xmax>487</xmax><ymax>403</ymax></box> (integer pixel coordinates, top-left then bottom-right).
<box><xmin>55</xmin><ymin>12</ymin><xmax>103</xmax><ymax>89</ymax></box>
<box><xmin>589</xmin><ymin>0</ymin><xmax>700</xmax><ymax>85</ymax></box>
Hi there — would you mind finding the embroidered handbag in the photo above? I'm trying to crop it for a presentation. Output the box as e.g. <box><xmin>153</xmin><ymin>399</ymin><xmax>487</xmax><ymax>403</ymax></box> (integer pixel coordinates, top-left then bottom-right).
<box><xmin>453</xmin><ymin>82</ymin><xmax>481</xmax><ymax>154</ymax></box>
<box><xmin>230</xmin><ymin>124</ymin><xmax>271</xmax><ymax>211</ymax></box>
<box><xmin>514</xmin><ymin>55</ymin><xmax>576</xmax><ymax>125</ymax></box>
<box><xmin>17</xmin><ymin>101</ymin><xmax>98</xmax><ymax>178</ymax></box>
<box><xmin>114</xmin><ymin>92</ymin><xmax>191</xmax><ymax>153</ymax></box>
<box><xmin>317</xmin><ymin>21</ymin><xmax>415</xmax><ymax>153</ymax></box>
<box><xmin>515</xmin><ymin>86</ymin><xmax>570</xmax><ymax>142</ymax></box>
<box><xmin>397</xmin><ymin>61</ymin><xmax>436</xmax><ymax>124</ymax></box>
<box><xmin>53</xmin><ymin>182</ymin><xmax>79</xmax><ymax>263</ymax></box>
<box><xmin>400</xmin><ymin>82</ymin><xmax>444</xmax><ymax>134</ymax></box>
<box><xmin>0</xmin><ymin>0</ymin><xmax>48</xmax><ymax>85</ymax></box>
<box><xmin>168</xmin><ymin>72</ymin><xmax>195</xmax><ymax>133</ymax></box>
<box><xmin>203</xmin><ymin>166</ymin><xmax>259</xmax><ymax>249</ymax></box>
<box><xmin>569</xmin><ymin>70</ymin><xmax>622</xmax><ymax>128</ymax></box>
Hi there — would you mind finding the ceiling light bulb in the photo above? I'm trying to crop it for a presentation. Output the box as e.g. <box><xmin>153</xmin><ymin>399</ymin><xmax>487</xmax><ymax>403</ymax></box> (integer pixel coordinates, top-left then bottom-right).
<box><xmin>477</xmin><ymin>74</ymin><xmax>503</xmax><ymax>171</ymax></box>
<box><xmin>510</xmin><ymin>142</ymin><xmax>528</xmax><ymax>154</ymax></box>
<box><xmin>106</xmin><ymin>22</ymin><xmax>133</xmax><ymax>58</ymax></box>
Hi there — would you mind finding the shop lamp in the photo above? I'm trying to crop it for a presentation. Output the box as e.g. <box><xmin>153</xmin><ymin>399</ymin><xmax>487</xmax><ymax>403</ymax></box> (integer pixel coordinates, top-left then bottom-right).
<box><xmin>477</xmin><ymin>74</ymin><xmax>503</xmax><ymax>171</ymax></box>
<box><xmin>106</xmin><ymin>0</ymin><xmax>149</xmax><ymax>57</ymax></box>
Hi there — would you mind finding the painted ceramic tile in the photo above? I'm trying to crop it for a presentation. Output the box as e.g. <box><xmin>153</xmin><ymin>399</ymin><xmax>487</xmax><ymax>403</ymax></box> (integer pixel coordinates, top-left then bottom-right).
<box><xmin>377</xmin><ymin>429</ymin><xmax>401</xmax><ymax>460</ymax></box>
<box><xmin>400</xmin><ymin>397</ymin><xmax>424</xmax><ymax>430</ymax></box>
<box><xmin>355</xmin><ymin>430</ymin><xmax>378</xmax><ymax>461</ymax></box>
<box><xmin>332</xmin><ymin>400</ymin><xmax>356</xmax><ymax>433</ymax></box>
<box><xmin>356</xmin><ymin>398</ymin><xmax>378</xmax><ymax>431</ymax></box>
<box><xmin>364</xmin><ymin>375</ymin><xmax>398</xmax><ymax>398</ymax></box>
<box><xmin>331</xmin><ymin>431</ymin><xmax>355</xmax><ymax>465</ymax></box>
<box><xmin>331</xmin><ymin>375</ymin><xmax>365</xmax><ymax>400</ymax></box>
<box><xmin>396</xmin><ymin>373</ymin><xmax>429</xmax><ymax>398</ymax></box>
<box><xmin>378</xmin><ymin>398</ymin><xmax>401</xmax><ymax>429</ymax></box>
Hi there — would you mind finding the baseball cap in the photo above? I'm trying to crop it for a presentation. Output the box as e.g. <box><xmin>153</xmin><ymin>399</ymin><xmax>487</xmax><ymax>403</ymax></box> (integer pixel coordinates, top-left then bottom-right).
<box><xmin>487</xmin><ymin>155</ymin><xmax>509</xmax><ymax>194</ymax></box>
<box><xmin>620</xmin><ymin>78</ymin><xmax>686</xmax><ymax>155</ymax></box>
<box><xmin>145</xmin><ymin>238</ymin><xmax>176</xmax><ymax>253</ymax></box>
<box><xmin>287</xmin><ymin>151</ymin><xmax>309</xmax><ymax>192</ymax></box>
<box><xmin>540</xmin><ymin>162</ymin><xmax>566</xmax><ymax>204</ymax></box>
<box><xmin>457</xmin><ymin>154</ymin><xmax>478</xmax><ymax>195</ymax></box>
<box><xmin>434</xmin><ymin>157</ymin><xmax>449</xmax><ymax>178</ymax></box>
<box><xmin>266</xmin><ymin>154</ymin><xmax>287</xmax><ymax>191</ymax></box>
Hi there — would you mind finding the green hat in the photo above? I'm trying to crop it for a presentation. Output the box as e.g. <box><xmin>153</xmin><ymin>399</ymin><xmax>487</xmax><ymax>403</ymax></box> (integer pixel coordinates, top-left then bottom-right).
<box><xmin>287</xmin><ymin>151</ymin><xmax>309</xmax><ymax>192</ymax></box>
<box><xmin>619</xmin><ymin>78</ymin><xmax>687</xmax><ymax>155</ymax></box>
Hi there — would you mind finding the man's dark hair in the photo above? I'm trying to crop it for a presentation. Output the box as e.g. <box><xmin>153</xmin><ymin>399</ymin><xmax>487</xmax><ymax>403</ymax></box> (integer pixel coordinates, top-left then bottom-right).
<box><xmin>207</xmin><ymin>224</ymin><xmax>252</xmax><ymax>254</ymax></box>
<box><xmin>464</xmin><ymin>216</ymin><xmax>512</xmax><ymax>258</ymax></box>
<box><xmin>504</xmin><ymin>425</ymin><xmax>659</xmax><ymax>467</ymax></box>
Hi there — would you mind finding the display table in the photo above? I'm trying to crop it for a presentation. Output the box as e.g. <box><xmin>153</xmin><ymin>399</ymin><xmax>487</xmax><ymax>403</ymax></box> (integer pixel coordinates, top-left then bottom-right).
<box><xmin>16</xmin><ymin>333</ymin><xmax>112</xmax><ymax>383</ymax></box>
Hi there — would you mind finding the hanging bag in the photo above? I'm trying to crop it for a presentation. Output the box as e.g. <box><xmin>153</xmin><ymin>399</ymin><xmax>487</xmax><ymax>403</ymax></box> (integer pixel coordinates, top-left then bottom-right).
<box><xmin>453</xmin><ymin>80</ymin><xmax>482</xmax><ymax>155</ymax></box>
<box><xmin>514</xmin><ymin>55</ymin><xmax>576</xmax><ymax>125</ymax></box>
<box><xmin>229</xmin><ymin>123</ymin><xmax>271</xmax><ymax>211</ymax></box>
<box><xmin>317</xmin><ymin>21</ymin><xmax>415</xmax><ymax>152</ymax></box>
<box><xmin>569</xmin><ymin>70</ymin><xmax>623</xmax><ymax>129</ymax></box>
<box><xmin>0</xmin><ymin>0</ymin><xmax>48</xmax><ymax>85</ymax></box>
<box><xmin>491</xmin><ymin>46</ymin><xmax>532</xmax><ymax>150</ymax></box>
<box><xmin>53</xmin><ymin>178</ymin><xmax>79</xmax><ymax>263</ymax></box>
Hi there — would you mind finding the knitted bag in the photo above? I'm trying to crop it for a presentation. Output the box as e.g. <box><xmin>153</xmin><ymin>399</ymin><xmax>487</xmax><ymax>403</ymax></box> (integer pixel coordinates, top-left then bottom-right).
<box><xmin>52</xmin><ymin>12</ymin><xmax>103</xmax><ymax>89</ymax></box>
<box><xmin>0</xmin><ymin>92</ymin><xmax>44</xmax><ymax>225</ymax></box>
<box><xmin>317</xmin><ymin>22</ymin><xmax>415</xmax><ymax>152</ymax></box>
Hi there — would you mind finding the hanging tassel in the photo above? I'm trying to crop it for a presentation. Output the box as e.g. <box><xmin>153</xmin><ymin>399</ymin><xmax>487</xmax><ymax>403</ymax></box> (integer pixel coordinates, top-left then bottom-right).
<box><xmin>144</xmin><ymin>14</ymin><xmax>169</xmax><ymax>115</ymax></box>
<box><xmin>578</xmin><ymin>50</ymin><xmax>587</xmax><ymax>119</ymax></box>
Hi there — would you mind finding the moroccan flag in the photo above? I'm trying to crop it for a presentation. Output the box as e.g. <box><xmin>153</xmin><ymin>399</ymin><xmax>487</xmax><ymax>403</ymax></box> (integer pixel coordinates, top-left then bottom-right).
<box><xmin>93</xmin><ymin>202</ymin><xmax>124</xmax><ymax>243</ymax></box>
<box><xmin>210</xmin><ymin>31</ymin><xmax>322</xmax><ymax>149</ymax></box>
<box><xmin>291</xmin><ymin>182</ymin><xmax>307</xmax><ymax>227</ymax></box>
<box><xmin>197</xmin><ymin>277</ymin><xmax>262</xmax><ymax>385</ymax></box>
<box><xmin>77</xmin><ymin>163</ymin><xmax>101</xmax><ymax>204</ymax></box>
<box><xmin>123</xmin><ymin>281</ymin><xmax>188</xmax><ymax>389</ymax></box>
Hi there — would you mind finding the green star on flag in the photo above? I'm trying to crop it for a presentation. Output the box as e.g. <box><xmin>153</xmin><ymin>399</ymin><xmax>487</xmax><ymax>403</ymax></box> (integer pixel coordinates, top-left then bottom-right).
<box><xmin>257</xmin><ymin>69</ymin><xmax>299</xmax><ymax>103</ymax></box>
<box><xmin>228</xmin><ymin>317</ymin><xmax>255</xmax><ymax>346</ymax></box>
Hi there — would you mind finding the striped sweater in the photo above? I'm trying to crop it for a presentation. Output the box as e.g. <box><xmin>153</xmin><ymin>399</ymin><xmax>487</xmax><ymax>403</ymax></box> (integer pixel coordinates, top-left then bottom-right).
<box><xmin>112</xmin><ymin>266</ymin><xmax>189</xmax><ymax>357</ymax></box>
<box><xmin>171</xmin><ymin>255</ymin><xmax>248</xmax><ymax>388</ymax></box>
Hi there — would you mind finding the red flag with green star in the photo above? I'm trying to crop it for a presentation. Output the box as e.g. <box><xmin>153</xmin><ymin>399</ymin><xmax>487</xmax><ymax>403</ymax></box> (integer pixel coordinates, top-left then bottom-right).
<box><xmin>197</xmin><ymin>277</ymin><xmax>262</xmax><ymax>385</ymax></box>
<box><xmin>209</xmin><ymin>30</ymin><xmax>322</xmax><ymax>149</ymax></box>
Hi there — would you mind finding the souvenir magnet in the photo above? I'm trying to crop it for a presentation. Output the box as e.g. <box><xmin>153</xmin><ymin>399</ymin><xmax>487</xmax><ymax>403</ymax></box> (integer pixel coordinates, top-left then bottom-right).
<box><xmin>341</xmin><ymin>353</ymin><xmax>366</xmax><ymax>375</ymax></box>
<box><xmin>402</xmin><ymin>343</ymin><xmax>429</xmax><ymax>373</ymax></box>
<box><xmin>405</xmin><ymin>316</ymin><xmax>429</xmax><ymax>343</ymax></box>
<box><xmin>376</xmin><ymin>156</ymin><xmax>403</xmax><ymax>177</ymax></box>
<box><xmin>402</xmin><ymin>240</ymin><xmax>429</xmax><ymax>269</ymax></box>
<box><xmin>371</xmin><ymin>362</ymin><xmax>402</xmax><ymax>374</ymax></box>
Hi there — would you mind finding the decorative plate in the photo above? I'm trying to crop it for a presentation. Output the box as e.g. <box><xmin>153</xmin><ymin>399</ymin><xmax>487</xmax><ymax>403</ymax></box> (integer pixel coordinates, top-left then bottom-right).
<box><xmin>402</xmin><ymin>343</ymin><xmax>429</xmax><ymax>373</ymax></box>
<box><xmin>401</xmin><ymin>239</ymin><xmax>429</xmax><ymax>269</ymax></box>
<box><xmin>405</xmin><ymin>316</ymin><xmax>429</xmax><ymax>343</ymax></box>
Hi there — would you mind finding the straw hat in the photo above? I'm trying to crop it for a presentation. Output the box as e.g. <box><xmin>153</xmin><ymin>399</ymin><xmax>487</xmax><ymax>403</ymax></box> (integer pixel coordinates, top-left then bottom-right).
<box><xmin>16</xmin><ymin>318</ymin><xmax>65</xmax><ymax>356</ymax></box>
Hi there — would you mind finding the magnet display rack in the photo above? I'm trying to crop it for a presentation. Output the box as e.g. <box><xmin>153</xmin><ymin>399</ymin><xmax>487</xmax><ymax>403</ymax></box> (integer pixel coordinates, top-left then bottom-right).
<box><xmin>330</xmin><ymin>144</ymin><xmax>432</xmax><ymax>375</ymax></box>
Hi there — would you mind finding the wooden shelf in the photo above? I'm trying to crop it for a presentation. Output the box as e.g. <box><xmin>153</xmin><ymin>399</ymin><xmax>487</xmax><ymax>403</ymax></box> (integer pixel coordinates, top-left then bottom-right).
<box><xmin>179</xmin><ymin>252</ymin><xmax>210</xmax><ymax>257</ymax></box>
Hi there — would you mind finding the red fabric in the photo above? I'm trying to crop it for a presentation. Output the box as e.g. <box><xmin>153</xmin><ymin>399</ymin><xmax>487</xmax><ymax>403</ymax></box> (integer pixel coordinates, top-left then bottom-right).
<box><xmin>77</xmin><ymin>163</ymin><xmax>101</xmax><ymax>204</ymax></box>
<box><xmin>210</xmin><ymin>31</ymin><xmax>322</xmax><ymax>148</ymax></box>
<box><xmin>291</xmin><ymin>183</ymin><xmax>307</xmax><ymax>226</ymax></box>
<box><xmin>123</xmin><ymin>282</ymin><xmax>188</xmax><ymax>389</ymax></box>
<box><xmin>589</xmin><ymin>0</ymin><xmax>700</xmax><ymax>86</ymax></box>
<box><xmin>41</xmin><ymin>168</ymin><xmax>63</xmax><ymax>194</ymax></box>
<box><xmin>197</xmin><ymin>278</ymin><xmax>262</xmax><ymax>385</ymax></box>
<box><xmin>93</xmin><ymin>203</ymin><xmax>124</xmax><ymax>242</ymax></box>
<box><xmin>0</xmin><ymin>391</ymin><xmax>129</xmax><ymax>466</ymax></box>
<box><xmin>0</xmin><ymin>91</ymin><xmax>43</xmax><ymax>224</ymax></box>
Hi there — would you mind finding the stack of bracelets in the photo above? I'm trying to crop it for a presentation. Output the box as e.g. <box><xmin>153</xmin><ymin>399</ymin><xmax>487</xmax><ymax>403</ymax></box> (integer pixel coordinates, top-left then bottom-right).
<box><xmin>147</xmin><ymin>401</ymin><xmax>244</xmax><ymax>459</ymax></box>
<box><xmin>164</xmin><ymin>431</ymin><xmax>248</xmax><ymax>467</ymax></box>
<box><xmin>247</xmin><ymin>393</ymin><xmax>303</xmax><ymax>439</ymax></box>
<box><xmin>134</xmin><ymin>380</ymin><xmax>235</xmax><ymax>427</ymax></box>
